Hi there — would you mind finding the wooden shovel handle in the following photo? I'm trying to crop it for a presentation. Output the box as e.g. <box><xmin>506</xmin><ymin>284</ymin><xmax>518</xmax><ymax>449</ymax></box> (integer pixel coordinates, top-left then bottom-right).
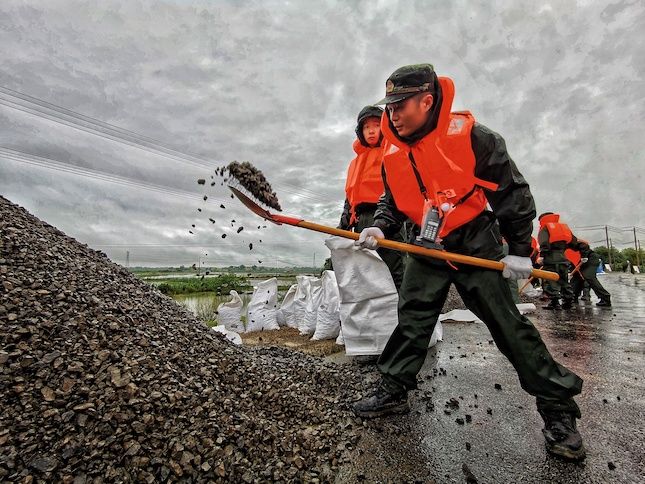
<box><xmin>298</xmin><ymin>221</ymin><xmax>559</xmax><ymax>281</ymax></box>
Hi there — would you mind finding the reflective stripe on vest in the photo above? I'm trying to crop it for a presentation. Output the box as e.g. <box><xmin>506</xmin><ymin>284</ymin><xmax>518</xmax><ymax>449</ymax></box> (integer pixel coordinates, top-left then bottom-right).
<box><xmin>381</xmin><ymin>77</ymin><xmax>498</xmax><ymax>238</ymax></box>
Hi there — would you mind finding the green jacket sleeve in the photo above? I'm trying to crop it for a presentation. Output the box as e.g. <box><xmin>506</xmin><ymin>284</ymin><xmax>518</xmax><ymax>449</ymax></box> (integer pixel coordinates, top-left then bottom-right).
<box><xmin>338</xmin><ymin>199</ymin><xmax>352</xmax><ymax>230</ymax></box>
<box><xmin>471</xmin><ymin>123</ymin><xmax>536</xmax><ymax>257</ymax></box>
<box><xmin>538</xmin><ymin>226</ymin><xmax>550</xmax><ymax>255</ymax></box>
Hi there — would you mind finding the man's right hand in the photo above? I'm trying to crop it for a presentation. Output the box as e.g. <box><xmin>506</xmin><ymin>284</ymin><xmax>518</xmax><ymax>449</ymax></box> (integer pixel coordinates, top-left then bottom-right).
<box><xmin>355</xmin><ymin>227</ymin><xmax>384</xmax><ymax>250</ymax></box>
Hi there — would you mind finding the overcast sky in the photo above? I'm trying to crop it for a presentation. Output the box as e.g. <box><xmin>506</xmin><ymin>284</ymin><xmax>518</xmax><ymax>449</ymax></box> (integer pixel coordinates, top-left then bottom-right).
<box><xmin>1</xmin><ymin>0</ymin><xmax>643</xmax><ymax>267</ymax></box>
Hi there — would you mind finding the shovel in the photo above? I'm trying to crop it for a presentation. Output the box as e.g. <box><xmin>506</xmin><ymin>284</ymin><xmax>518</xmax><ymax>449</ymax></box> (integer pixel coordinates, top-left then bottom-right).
<box><xmin>519</xmin><ymin>265</ymin><xmax>542</xmax><ymax>294</ymax></box>
<box><xmin>568</xmin><ymin>261</ymin><xmax>584</xmax><ymax>282</ymax></box>
<box><xmin>230</xmin><ymin>186</ymin><xmax>559</xmax><ymax>281</ymax></box>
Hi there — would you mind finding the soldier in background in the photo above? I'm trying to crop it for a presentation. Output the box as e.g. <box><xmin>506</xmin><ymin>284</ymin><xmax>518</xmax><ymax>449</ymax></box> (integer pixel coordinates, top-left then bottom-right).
<box><xmin>537</xmin><ymin>212</ymin><xmax>577</xmax><ymax>310</ymax></box>
<box><xmin>339</xmin><ymin>105</ymin><xmax>405</xmax><ymax>289</ymax></box>
<box><xmin>570</xmin><ymin>240</ymin><xmax>611</xmax><ymax>307</ymax></box>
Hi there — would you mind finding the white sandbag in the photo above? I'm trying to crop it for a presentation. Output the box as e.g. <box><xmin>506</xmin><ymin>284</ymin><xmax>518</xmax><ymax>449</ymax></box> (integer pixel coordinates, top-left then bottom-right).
<box><xmin>336</xmin><ymin>328</ymin><xmax>345</xmax><ymax>346</ymax></box>
<box><xmin>246</xmin><ymin>278</ymin><xmax>280</xmax><ymax>332</ymax></box>
<box><xmin>300</xmin><ymin>278</ymin><xmax>323</xmax><ymax>336</ymax></box>
<box><xmin>439</xmin><ymin>309</ymin><xmax>481</xmax><ymax>323</ymax></box>
<box><xmin>293</xmin><ymin>275</ymin><xmax>312</xmax><ymax>331</ymax></box>
<box><xmin>216</xmin><ymin>290</ymin><xmax>244</xmax><ymax>333</ymax></box>
<box><xmin>325</xmin><ymin>236</ymin><xmax>399</xmax><ymax>356</ymax></box>
<box><xmin>277</xmin><ymin>284</ymin><xmax>298</xmax><ymax>328</ymax></box>
<box><xmin>429</xmin><ymin>321</ymin><xmax>443</xmax><ymax>348</ymax></box>
<box><xmin>211</xmin><ymin>325</ymin><xmax>242</xmax><ymax>345</ymax></box>
<box><xmin>516</xmin><ymin>303</ymin><xmax>537</xmax><ymax>314</ymax></box>
<box><xmin>312</xmin><ymin>270</ymin><xmax>341</xmax><ymax>340</ymax></box>
<box><xmin>439</xmin><ymin>303</ymin><xmax>537</xmax><ymax>324</ymax></box>
<box><xmin>518</xmin><ymin>279</ymin><xmax>542</xmax><ymax>298</ymax></box>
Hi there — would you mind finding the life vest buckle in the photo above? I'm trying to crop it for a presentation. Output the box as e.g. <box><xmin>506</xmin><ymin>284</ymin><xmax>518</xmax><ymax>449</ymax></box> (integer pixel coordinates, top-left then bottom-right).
<box><xmin>442</xmin><ymin>189</ymin><xmax>457</xmax><ymax>199</ymax></box>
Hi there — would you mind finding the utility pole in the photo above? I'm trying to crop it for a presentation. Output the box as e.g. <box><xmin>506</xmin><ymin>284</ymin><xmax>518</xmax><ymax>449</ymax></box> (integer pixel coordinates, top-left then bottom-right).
<box><xmin>125</xmin><ymin>250</ymin><xmax>130</xmax><ymax>268</ymax></box>
<box><xmin>313</xmin><ymin>252</ymin><xmax>316</xmax><ymax>274</ymax></box>
<box><xmin>605</xmin><ymin>225</ymin><xmax>612</xmax><ymax>267</ymax></box>
<box><xmin>200</xmin><ymin>252</ymin><xmax>208</xmax><ymax>274</ymax></box>
<box><xmin>634</xmin><ymin>227</ymin><xmax>641</xmax><ymax>269</ymax></box>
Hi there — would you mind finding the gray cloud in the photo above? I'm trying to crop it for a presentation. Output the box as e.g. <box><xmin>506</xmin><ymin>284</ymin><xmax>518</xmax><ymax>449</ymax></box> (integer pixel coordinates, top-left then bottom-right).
<box><xmin>1</xmin><ymin>0</ymin><xmax>643</xmax><ymax>266</ymax></box>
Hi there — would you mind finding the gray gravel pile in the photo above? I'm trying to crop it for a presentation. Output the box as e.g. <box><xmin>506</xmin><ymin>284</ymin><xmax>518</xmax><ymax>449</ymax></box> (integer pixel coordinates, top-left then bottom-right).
<box><xmin>0</xmin><ymin>196</ymin><xmax>365</xmax><ymax>483</ymax></box>
<box><xmin>442</xmin><ymin>286</ymin><xmax>466</xmax><ymax>312</ymax></box>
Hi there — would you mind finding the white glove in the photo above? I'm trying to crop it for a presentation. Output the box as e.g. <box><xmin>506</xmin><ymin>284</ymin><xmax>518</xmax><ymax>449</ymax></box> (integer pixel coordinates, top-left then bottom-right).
<box><xmin>581</xmin><ymin>257</ymin><xmax>589</xmax><ymax>263</ymax></box>
<box><xmin>355</xmin><ymin>227</ymin><xmax>384</xmax><ymax>250</ymax></box>
<box><xmin>501</xmin><ymin>255</ymin><xmax>533</xmax><ymax>280</ymax></box>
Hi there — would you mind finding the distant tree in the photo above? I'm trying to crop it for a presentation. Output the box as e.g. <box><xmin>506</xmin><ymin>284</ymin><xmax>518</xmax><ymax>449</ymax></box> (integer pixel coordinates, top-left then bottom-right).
<box><xmin>621</xmin><ymin>248</ymin><xmax>645</xmax><ymax>268</ymax></box>
<box><xmin>593</xmin><ymin>246</ymin><xmax>626</xmax><ymax>270</ymax></box>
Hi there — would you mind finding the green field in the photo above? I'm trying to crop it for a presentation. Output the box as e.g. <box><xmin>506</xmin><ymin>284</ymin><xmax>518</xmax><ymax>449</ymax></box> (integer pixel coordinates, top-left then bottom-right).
<box><xmin>146</xmin><ymin>274</ymin><xmax>251</xmax><ymax>295</ymax></box>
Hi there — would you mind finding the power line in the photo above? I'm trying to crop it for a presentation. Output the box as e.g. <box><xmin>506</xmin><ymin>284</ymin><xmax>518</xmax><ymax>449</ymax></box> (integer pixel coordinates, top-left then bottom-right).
<box><xmin>0</xmin><ymin>86</ymin><xmax>330</xmax><ymax>203</ymax></box>
<box><xmin>0</xmin><ymin>97</ymin><xmax>215</xmax><ymax>172</ymax></box>
<box><xmin>0</xmin><ymin>85</ymin><xmax>215</xmax><ymax>165</ymax></box>
<box><xmin>0</xmin><ymin>147</ymin><xmax>230</xmax><ymax>204</ymax></box>
<box><xmin>1</xmin><ymin>147</ymin><xmax>333</xmax><ymax>217</ymax></box>
<box><xmin>0</xmin><ymin>94</ymin><xmax>328</xmax><ymax>205</ymax></box>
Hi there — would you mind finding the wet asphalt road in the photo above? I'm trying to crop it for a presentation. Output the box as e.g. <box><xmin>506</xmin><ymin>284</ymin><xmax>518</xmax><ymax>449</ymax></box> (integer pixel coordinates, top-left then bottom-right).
<box><xmin>335</xmin><ymin>273</ymin><xmax>645</xmax><ymax>483</ymax></box>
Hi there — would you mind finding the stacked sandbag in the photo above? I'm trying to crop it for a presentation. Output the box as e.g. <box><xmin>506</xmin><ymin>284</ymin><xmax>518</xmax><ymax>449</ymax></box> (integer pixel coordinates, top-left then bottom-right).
<box><xmin>292</xmin><ymin>275</ymin><xmax>313</xmax><ymax>333</ymax></box>
<box><xmin>311</xmin><ymin>271</ymin><xmax>341</xmax><ymax>341</ymax></box>
<box><xmin>276</xmin><ymin>284</ymin><xmax>298</xmax><ymax>328</ymax></box>
<box><xmin>300</xmin><ymin>278</ymin><xmax>323</xmax><ymax>336</ymax></box>
<box><xmin>216</xmin><ymin>289</ymin><xmax>244</xmax><ymax>332</ymax></box>
<box><xmin>246</xmin><ymin>278</ymin><xmax>280</xmax><ymax>332</ymax></box>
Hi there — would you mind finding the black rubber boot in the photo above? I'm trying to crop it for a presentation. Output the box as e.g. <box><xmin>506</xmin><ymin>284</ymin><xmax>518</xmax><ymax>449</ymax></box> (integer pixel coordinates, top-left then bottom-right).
<box><xmin>596</xmin><ymin>298</ymin><xmax>612</xmax><ymax>307</ymax></box>
<box><xmin>539</xmin><ymin>410</ymin><xmax>586</xmax><ymax>461</ymax></box>
<box><xmin>543</xmin><ymin>298</ymin><xmax>562</xmax><ymax>310</ymax></box>
<box><xmin>561</xmin><ymin>299</ymin><xmax>574</xmax><ymax>310</ymax></box>
<box><xmin>353</xmin><ymin>383</ymin><xmax>409</xmax><ymax>418</ymax></box>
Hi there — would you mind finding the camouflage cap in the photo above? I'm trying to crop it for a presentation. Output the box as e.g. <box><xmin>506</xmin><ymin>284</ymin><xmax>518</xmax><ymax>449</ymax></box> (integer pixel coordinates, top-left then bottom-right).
<box><xmin>375</xmin><ymin>64</ymin><xmax>436</xmax><ymax>105</ymax></box>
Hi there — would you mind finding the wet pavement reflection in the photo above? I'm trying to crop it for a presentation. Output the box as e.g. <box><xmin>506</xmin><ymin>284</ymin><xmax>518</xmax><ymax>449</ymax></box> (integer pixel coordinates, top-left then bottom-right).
<box><xmin>339</xmin><ymin>273</ymin><xmax>645</xmax><ymax>483</ymax></box>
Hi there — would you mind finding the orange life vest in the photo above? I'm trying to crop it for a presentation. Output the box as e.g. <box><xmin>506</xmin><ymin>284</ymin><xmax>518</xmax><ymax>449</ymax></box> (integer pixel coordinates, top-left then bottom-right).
<box><xmin>380</xmin><ymin>77</ymin><xmax>498</xmax><ymax>238</ymax></box>
<box><xmin>565</xmin><ymin>248</ymin><xmax>581</xmax><ymax>266</ymax></box>
<box><xmin>345</xmin><ymin>139</ymin><xmax>384</xmax><ymax>225</ymax></box>
<box><xmin>539</xmin><ymin>213</ymin><xmax>573</xmax><ymax>244</ymax></box>
<box><xmin>530</xmin><ymin>236</ymin><xmax>539</xmax><ymax>260</ymax></box>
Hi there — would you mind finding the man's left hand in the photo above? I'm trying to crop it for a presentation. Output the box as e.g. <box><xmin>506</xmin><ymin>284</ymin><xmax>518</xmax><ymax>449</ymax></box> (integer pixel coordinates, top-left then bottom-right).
<box><xmin>501</xmin><ymin>255</ymin><xmax>533</xmax><ymax>280</ymax></box>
